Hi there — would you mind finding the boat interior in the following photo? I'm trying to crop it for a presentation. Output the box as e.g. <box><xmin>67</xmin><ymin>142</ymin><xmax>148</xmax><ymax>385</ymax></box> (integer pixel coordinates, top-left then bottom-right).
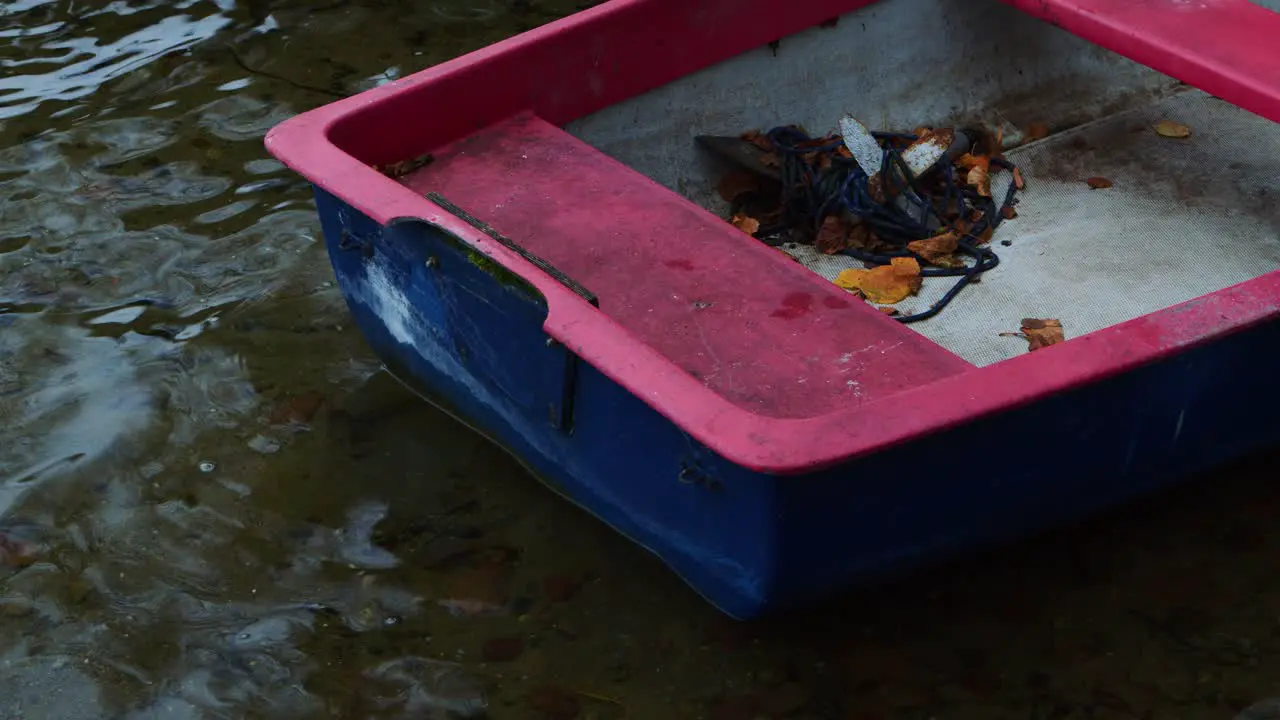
<box><xmin>370</xmin><ymin>0</ymin><xmax>1280</xmax><ymax>420</ymax></box>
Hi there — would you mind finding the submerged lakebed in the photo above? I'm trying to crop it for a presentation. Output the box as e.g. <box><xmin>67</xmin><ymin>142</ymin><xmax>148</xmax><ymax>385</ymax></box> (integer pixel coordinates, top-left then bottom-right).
<box><xmin>2</xmin><ymin>1</ymin><xmax>1280</xmax><ymax>718</ymax></box>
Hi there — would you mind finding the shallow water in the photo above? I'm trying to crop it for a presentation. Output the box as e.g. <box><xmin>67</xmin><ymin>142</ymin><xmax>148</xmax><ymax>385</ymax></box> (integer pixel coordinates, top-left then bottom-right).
<box><xmin>2</xmin><ymin>1</ymin><xmax>1280</xmax><ymax>718</ymax></box>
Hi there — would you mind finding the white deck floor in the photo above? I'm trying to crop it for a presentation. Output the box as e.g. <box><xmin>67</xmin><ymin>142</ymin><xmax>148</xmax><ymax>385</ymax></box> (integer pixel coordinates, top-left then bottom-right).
<box><xmin>781</xmin><ymin>90</ymin><xmax>1280</xmax><ymax>366</ymax></box>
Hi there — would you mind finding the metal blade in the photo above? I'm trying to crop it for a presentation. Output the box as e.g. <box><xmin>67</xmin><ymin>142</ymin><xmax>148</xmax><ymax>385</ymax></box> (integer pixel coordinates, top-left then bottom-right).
<box><xmin>694</xmin><ymin>135</ymin><xmax>781</xmax><ymax>181</ymax></box>
<box><xmin>838</xmin><ymin>114</ymin><xmax>883</xmax><ymax>176</ymax></box>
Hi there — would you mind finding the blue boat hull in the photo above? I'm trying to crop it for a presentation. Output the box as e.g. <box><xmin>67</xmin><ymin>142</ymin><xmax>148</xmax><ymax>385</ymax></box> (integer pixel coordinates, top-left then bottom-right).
<box><xmin>316</xmin><ymin>186</ymin><xmax>1280</xmax><ymax>619</ymax></box>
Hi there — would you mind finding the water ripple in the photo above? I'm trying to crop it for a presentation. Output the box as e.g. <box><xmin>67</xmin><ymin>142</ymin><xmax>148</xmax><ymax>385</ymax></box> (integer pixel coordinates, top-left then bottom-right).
<box><xmin>0</xmin><ymin>13</ymin><xmax>233</xmax><ymax>120</ymax></box>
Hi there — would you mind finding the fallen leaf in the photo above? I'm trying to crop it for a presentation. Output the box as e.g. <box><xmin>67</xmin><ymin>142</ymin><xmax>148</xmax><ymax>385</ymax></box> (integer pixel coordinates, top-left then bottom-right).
<box><xmin>1085</xmin><ymin>176</ymin><xmax>1113</xmax><ymax>189</ymax></box>
<box><xmin>1023</xmin><ymin>122</ymin><xmax>1051</xmax><ymax>142</ymax></box>
<box><xmin>814</xmin><ymin>216</ymin><xmax>850</xmax><ymax>254</ymax></box>
<box><xmin>716</xmin><ymin>171</ymin><xmax>760</xmax><ymax>203</ymax></box>
<box><xmin>1001</xmin><ymin>205</ymin><xmax>1018</xmax><ymax>220</ymax></box>
<box><xmin>1002</xmin><ymin>318</ymin><xmax>1065</xmax><ymax>351</ymax></box>
<box><xmin>846</xmin><ymin>222</ymin><xmax>872</xmax><ymax>250</ymax></box>
<box><xmin>833</xmin><ymin>257</ymin><xmax>922</xmax><ymax>304</ymax></box>
<box><xmin>967</xmin><ymin>165</ymin><xmax>992</xmax><ymax>197</ymax></box>
<box><xmin>907</xmin><ymin>230</ymin><xmax>959</xmax><ymax>264</ymax></box>
<box><xmin>1153</xmin><ymin>120</ymin><xmax>1191</xmax><ymax>139</ymax></box>
<box><xmin>877</xmin><ymin>306</ymin><xmax>899</xmax><ymax>316</ymax></box>
<box><xmin>1012</xmin><ymin>167</ymin><xmax>1026</xmax><ymax>190</ymax></box>
<box><xmin>955</xmin><ymin>153</ymin><xmax>990</xmax><ymax>172</ymax></box>
<box><xmin>729</xmin><ymin>214</ymin><xmax>760</xmax><ymax>235</ymax></box>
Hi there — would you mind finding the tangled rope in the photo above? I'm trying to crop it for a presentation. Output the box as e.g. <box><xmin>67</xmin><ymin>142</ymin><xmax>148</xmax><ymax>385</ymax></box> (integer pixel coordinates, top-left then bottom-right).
<box><xmin>758</xmin><ymin>124</ymin><xmax>1021</xmax><ymax>323</ymax></box>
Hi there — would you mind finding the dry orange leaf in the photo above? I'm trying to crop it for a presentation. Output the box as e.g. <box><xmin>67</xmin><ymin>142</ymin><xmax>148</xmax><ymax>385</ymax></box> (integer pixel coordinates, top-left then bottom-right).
<box><xmin>815</xmin><ymin>215</ymin><xmax>850</xmax><ymax>255</ymax></box>
<box><xmin>846</xmin><ymin>222</ymin><xmax>873</xmax><ymax>249</ymax></box>
<box><xmin>833</xmin><ymin>257</ymin><xmax>922</xmax><ymax>304</ymax></box>
<box><xmin>907</xmin><ymin>230</ymin><xmax>959</xmax><ymax>264</ymax></box>
<box><xmin>1003</xmin><ymin>318</ymin><xmax>1065</xmax><ymax>352</ymax></box>
<box><xmin>1085</xmin><ymin>176</ymin><xmax>1113</xmax><ymax>189</ymax></box>
<box><xmin>967</xmin><ymin>165</ymin><xmax>992</xmax><ymax>197</ymax></box>
<box><xmin>956</xmin><ymin>153</ymin><xmax>990</xmax><ymax>172</ymax></box>
<box><xmin>1153</xmin><ymin>120</ymin><xmax>1191</xmax><ymax>139</ymax></box>
<box><xmin>730</xmin><ymin>214</ymin><xmax>760</xmax><ymax>235</ymax></box>
<box><xmin>1012</xmin><ymin>166</ymin><xmax>1026</xmax><ymax>190</ymax></box>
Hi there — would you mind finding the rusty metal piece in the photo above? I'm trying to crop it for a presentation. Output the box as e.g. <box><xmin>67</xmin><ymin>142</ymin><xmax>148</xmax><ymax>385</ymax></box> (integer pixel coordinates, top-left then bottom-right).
<box><xmin>695</xmin><ymin>135</ymin><xmax>782</xmax><ymax>181</ymax></box>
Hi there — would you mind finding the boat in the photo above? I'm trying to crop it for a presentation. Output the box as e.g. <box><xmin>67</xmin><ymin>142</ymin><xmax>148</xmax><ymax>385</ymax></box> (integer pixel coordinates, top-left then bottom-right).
<box><xmin>265</xmin><ymin>0</ymin><xmax>1280</xmax><ymax>619</ymax></box>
